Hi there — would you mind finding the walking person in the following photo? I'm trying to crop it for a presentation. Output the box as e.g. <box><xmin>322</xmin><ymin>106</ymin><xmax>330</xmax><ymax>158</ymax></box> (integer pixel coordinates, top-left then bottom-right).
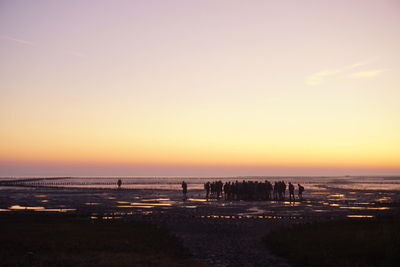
<box><xmin>298</xmin><ymin>184</ymin><xmax>304</xmax><ymax>200</ymax></box>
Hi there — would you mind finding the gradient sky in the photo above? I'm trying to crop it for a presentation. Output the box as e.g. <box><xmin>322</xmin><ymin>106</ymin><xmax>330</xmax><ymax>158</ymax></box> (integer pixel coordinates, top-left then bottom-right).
<box><xmin>1</xmin><ymin>0</ymin><xmax>400</xmax><ymax>176</ymax></box>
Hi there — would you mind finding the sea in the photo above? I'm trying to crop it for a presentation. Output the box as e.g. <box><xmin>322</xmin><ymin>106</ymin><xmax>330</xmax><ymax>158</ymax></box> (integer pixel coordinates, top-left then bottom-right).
<box><xmin>1</xmin><ymin>176</ymin><xmax>400</xmax><ymax>191</ymax></box>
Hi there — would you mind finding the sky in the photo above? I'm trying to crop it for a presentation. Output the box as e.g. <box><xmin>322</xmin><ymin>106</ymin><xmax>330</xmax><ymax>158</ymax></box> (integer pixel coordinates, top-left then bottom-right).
<box><xmin>1</xmin><ymin>0</ymin><xmax>400</xmax><ymax>176</ymax></box>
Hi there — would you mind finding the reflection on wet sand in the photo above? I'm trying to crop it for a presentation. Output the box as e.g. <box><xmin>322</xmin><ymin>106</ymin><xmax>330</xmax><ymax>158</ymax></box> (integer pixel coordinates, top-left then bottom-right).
<box><xmin>117</xmin><ymin>205</ymin><xmax>154</xmax><ymax>209</ymax></box>
<box><xmin>187</xmin><ymin>198</ymin><xmax>209</xmax><ymax>202</ymax></box>
<box><xmin>141</xmin><ymin>198</ymin><xmax>171</xmax><ymax>202</ymax></box>
<box><xmin>7</xmin><ymin>205</ymin><xmax>76</xmax><ymax>212</ymax></box>
<box><xmin>130</xmin><ymin>202</ymin><xmax>172</xmax><ymax>206</ymax></box>
<box><xmin>347</xmin><ymin>215</ymin><xmax>374</xmax><ymax>218</ymax></box>
<box><xmin>375</xmin><ymin>197</ymin><xmax>391</xmax><ymax>202</ymax></box>
<box><xmin>339</xmin><ymin>206</ymin><xmax>391</xmax><ymax>210</ymax></box>
<box><xmin>329</xmin><ymin>194</ymin><xmax>345</xmax><ymax>198</ymax></box>
<box><xmin>10</xmin><ymin>205</ymin><xmax>45</xmax><ymax>210</ymax></box>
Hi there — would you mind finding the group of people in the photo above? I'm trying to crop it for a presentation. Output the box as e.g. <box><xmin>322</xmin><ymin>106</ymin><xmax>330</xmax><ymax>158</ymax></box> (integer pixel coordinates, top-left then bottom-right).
<box><xmin>200</xmin><ymin>180</ymin><xmax>304</xmax><ymax>201</ymax></box>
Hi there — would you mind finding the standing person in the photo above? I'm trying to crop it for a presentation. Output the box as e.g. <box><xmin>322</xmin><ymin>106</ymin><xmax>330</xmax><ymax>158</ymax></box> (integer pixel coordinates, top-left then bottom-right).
<box><xmin>217</xmin><ymin>180</ymin><xmax>223</xmax><ymax>199</ymax></box>
<box><xmin>223</xmin><ymin>182</ymin><xmax>229</xmax><ymax>200</ymax></box>
<box><xmin>288</xmin><ymin>182</ymin><xmax>295</xmax><ymax>202</ymax></box>
<box><xmin>204</xmin><ymin>182</ymin><xmax>210</xmax><ymax>200</ymax></box>
<box><xmin>298</xmin><ymin>184</ymin><xmax>304</xmax><ymax>200</ymax></box>
<box><xmin>182</xmin><ymin>181</ymin><xmax>188</xmax><ymax>200</ymax></box>
<box><xmin>282</xmin><ymin>181</ymin><xmax>287</xmax><ymax>200</ymax></box>
<box><xmin>265</xmin><ymin>180</ymin><xmax>272</xmax><ymax>201</ymax></box>
<box><xmin>117</xmin><ymin>179</ymin><xmax>122</xmax><ymax>189</ymax></box>
<box><xmin>273</xmin><ymin>182</ymin><xmax>278</xmax><ymax>200</ymax></box>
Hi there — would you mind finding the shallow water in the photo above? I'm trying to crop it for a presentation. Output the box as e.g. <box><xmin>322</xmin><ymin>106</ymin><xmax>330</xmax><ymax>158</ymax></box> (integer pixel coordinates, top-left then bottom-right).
<box><xmin>2</xmin><ymin>176</ymin><xmax>400</xmax><ymax>191</ymax></box>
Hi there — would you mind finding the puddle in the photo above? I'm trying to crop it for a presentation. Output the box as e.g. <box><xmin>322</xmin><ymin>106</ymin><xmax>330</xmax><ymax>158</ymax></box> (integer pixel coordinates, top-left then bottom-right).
<box><xmin>339</xmin><ymin>206</ymin><xmax>391</xmax><ymax>210</ymax></box>
<box><xmin>9</xmin><ymin>205</ymin><xmax>45</xmax><ymax>210</ymax></box>
<box><xmin>183</xmin><ymin>206</ymin><xmax>197</xmax><ymax>209</ymax></box>
<box><xmin>117</xmin><ymin>205</ymin><xmax>154</xmax><ymax>208</ymax></box>
<box><xmin>187</xmin><ymin>198</ymin><xmax>208</xmax><ymax>202</ymax></box>
<box><xmin>34</xmin><ymin>195</ymin><xmax>47</xmax><ymax>198</ymax></box>
<box><xmin>329</xmin><ymin>194</ymin><xmax>345</xmax><ymax>198</ymax></box>
<box><xmin>283</xmin><ymin>201</ymin><xmax>301</xmax><ymax>206</ymax></box>
<box><xmin>130</xmin><ymin>202</ymin><xmax>172</xmax><ymax>207</ymax></box>
<box><xmin>141</xmin><ymin>198</ymin><xmax>171</xmax><ymax>202</ymax></box>
<box><xmin>7</xmin><ymin>205</ymin><xmax>76</xmax><ymax>212</ymax></box>
<box><xmin>117</xmin><ymin>201</ymin><xmax>130</xmax><ymax>204</ymax></box>
<box><xmin>347</xmin><ymin>215</ymin><xmax>374</xmax><ymax>218</ymax></box>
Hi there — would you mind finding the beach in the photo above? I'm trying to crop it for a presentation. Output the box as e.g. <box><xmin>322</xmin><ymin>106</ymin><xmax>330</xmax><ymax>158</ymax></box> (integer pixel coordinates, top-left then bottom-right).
<box><xmin>1</xmin><ymin>177</ymin><xmax>400</xmax><ymax>266</ymax></box>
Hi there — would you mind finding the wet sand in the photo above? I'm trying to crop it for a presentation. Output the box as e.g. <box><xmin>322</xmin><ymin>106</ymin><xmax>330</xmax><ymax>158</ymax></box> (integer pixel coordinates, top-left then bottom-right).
<box><xmin>0</xmin><ymin>185</ymin><xmax>399</xmax><ymax>266</ymax></box>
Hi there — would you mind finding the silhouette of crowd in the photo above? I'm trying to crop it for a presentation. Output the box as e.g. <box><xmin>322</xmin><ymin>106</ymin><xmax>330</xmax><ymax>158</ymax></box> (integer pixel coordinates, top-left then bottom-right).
<box><xmin>203</xmin><ymin>180</ymin><xmax>304</xmax><ymax>201</ymax></box>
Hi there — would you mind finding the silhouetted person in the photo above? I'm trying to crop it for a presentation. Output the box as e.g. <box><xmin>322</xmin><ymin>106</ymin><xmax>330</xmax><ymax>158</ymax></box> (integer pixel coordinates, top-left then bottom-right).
<box><xmin>182</xmin><ymin>181</ymin><xmax>188</xmax><ymax>200</ymax></box>
<box><xmin>298</xmin><ymin>184</ymin><xmax>304</xmax><ymax>200</ymax></box>
<box><xmin>273</xmin><ymin>182</ymin><xmax>278</xmax><ymax>200</ymax></box>
<box><xmin>216</xmin><ymin>180</ymin><xmax>223</xmax><ymax>199</ymax></box>
<box><xmin>204</xmin><ymin>182</ymin><xmax>210</xmax><ymax>199</ymax></box>
<box><xmin>288</xmin><ymin>182</ymin><xmax>295</xmax><ymax>202</ymax></box>
<box><xmin>117</xmin><ymin>179</ymin><xmax>122</xmax><ymax>189</ymax></box>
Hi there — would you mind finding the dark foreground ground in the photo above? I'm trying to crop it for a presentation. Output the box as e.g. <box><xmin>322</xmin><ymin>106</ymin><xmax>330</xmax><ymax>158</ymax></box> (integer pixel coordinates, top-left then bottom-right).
<box><xmin>0</xmin><ymin>213</ymin><xmax>198</xmax><ymax>267</ymax></box>
<box><xmin>265</xmin><ymin>216</ymin><xmax>400</xmax><ymax>267</ymax></box>
<box><xmin>2</xmin><ymin>213</ymin><xmax>400</xmax><ymax>267</ymax></box>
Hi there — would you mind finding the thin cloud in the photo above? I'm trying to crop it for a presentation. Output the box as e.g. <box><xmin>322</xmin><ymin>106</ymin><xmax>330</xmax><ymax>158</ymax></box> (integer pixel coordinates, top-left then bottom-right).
<box><xmin>306</xmin><ymin>57</ymin><xmax>382</xmax><ymax>86</ymax></box>
<box><xmin>0</xmin><ymin>35</ymin><xmax>35</xmax><ymax>46</ymax></box>
<box><xmin>306</xmin><ymin>69</ymin><xmax>341</xmax><ymax>86</ymax></box>
<box><xmin>67</xmin><ymin>50</ymin><xmax>86</xmax><ymax>58</ymax></box>
<box><xmin>1</xmin><ymin>34</ymin><xmax>86</xmax><ymax>58</ymax></box>
<box><xmin>345</xmin><ymin>57</ymin><xmax>379</xmax><ymax>70</ymax></box>
<box><xmin>350</xmin><ymin>69</ymin><xmax>387</xmax><ymax>78</ymax></box>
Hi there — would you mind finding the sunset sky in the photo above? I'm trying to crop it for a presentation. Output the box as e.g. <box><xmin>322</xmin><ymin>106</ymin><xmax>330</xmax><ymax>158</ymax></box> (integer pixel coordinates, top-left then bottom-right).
<box><xmin>1</xmin><ymin>0</ymin><xmax>399</xmax><ymax>176</ymax></box>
